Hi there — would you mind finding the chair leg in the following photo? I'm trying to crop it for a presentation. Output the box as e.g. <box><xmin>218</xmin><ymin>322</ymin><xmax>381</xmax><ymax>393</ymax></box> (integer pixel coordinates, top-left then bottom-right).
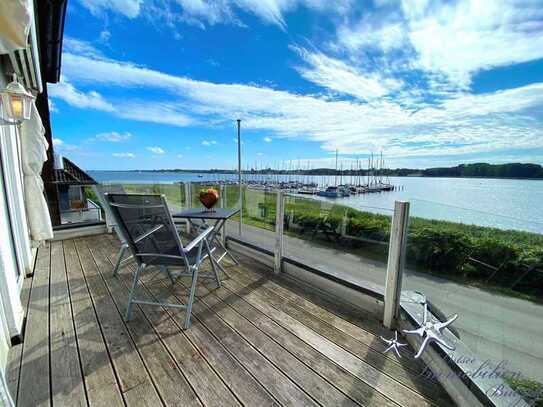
<box><xmin>126</xmin><ymin>263</ymin><xmax>145</xmax><ymax>321</ymax></box>
<box><xmin>184</xmin><ymin>265</ymin><xmax>199</xmax><ymax>330</ymax></box>
<box><xmin>161</xmin><ymin>265</ymin><xmax>176</xmax><ymax>284</ymax></box>
<box><xmin>113</xmin><ymin>244</ymin><xmax>128</xmax><ymax>277</ymax></box>
<box><xmin>206</xmin><ymin>239</ymin><xmax>221</xmax><ymax>288</ymax></box>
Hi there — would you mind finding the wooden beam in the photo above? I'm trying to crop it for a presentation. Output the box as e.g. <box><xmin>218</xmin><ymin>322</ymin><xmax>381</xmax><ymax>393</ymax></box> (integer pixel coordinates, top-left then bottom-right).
<box><xmin>383</xmin><ymin>201</ymin><xmax>410</xmax><ymax>329</ymax></box>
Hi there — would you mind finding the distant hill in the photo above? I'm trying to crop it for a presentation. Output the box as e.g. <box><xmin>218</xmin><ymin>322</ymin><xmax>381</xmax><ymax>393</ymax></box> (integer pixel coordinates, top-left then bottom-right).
<box><xmin>135</xmin><ymin>162</ymin><xmax>543</xmax><ymax>179</ymax></box>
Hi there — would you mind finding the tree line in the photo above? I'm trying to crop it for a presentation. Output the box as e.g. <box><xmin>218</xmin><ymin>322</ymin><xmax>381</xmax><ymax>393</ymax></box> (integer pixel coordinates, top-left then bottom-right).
<box><xmin>137</xmin><ymin>162</ymin><xmax>543</xmax><ymax>179</ymax></box>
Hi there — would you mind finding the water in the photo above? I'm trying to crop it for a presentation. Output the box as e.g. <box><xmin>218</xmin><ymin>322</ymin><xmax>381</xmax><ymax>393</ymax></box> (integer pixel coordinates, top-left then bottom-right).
<box><xmin>89</xmin><ymin>171</ymin><xmax>543</xmax><ymax>234</ymax></box>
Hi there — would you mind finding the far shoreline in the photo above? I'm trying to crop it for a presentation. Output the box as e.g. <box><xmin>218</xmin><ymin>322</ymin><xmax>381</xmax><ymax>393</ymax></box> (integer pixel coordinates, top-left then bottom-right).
<box><xmin>88</xmin><ymin>169</ymin><xmax>543</xmax><ymax>181</ymax></box>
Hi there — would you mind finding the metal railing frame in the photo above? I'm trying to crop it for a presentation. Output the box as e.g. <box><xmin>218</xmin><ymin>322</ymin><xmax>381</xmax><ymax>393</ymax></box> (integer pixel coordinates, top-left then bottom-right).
<box><xmin>185</xmin><ymin>182</ymin><xmax>192</xmax><ymax>234</ymax></box>
<box><xmin>274</xmin><ymin>190</ymin><xmax>285</xmax><ymax>274</ymax></box>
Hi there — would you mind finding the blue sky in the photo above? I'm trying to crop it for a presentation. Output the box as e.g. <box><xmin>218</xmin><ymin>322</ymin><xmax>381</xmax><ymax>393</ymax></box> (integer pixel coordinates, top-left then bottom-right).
<box><xmin>49</xmin><ymin>0</ymin><xmax>543</xmax><ymax>170</ymax></box>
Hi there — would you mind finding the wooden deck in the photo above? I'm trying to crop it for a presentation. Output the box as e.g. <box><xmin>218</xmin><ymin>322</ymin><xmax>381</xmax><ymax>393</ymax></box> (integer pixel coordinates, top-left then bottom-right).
<box><xmin>6</xmin><ymin>233</ymin><xmax>453</xmax><ymax>407</ymax></box>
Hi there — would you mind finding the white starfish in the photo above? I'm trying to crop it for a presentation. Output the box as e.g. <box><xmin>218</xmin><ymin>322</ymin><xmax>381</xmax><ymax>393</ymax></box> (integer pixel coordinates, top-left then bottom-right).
<box><xmin>380</xmin><ymin>331</ymin><xmax>407</xmax><ymax>358</ymax></box>
<box><xmin>403</xmin><ymin>303</ymin><xmax>458</xmax><ymax>359</ymax></box>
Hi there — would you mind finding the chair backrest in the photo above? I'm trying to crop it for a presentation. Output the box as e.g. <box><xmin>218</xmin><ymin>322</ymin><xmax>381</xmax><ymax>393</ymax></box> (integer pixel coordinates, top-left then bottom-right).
<box><xmin>93</xmin><ymin>184</ymin><xmax>127</xmax><ymax>234</ymax></box>
<box><xmin>105</xmin><ymin>193</ymin><xmax>187</xmax><ymax>267</ymax></box>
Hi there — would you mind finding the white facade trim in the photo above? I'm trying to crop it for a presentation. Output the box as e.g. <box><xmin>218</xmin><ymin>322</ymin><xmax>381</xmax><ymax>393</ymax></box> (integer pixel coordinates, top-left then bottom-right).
<box><xmin>0</xmin><ymin>245</ymin><xmax>15</xmax><ymax>407</ymax></box>
<box><xmin>0</xmin><ymin>121</ymin><xmax>32</xmax><ymax>274</ymax></box>
<box><xmin>0</xmin><ymin>70</ymin><xmax>28</xmax><ymax>340</ymax></box>
<box><xmin>0</xmin><ymin>129</ymin><xmax>25</xmax><ymax>339</ymax></box>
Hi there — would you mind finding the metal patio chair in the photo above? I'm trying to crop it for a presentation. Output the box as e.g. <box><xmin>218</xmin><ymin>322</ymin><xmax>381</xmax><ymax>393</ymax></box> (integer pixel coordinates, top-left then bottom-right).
<box><xmin>105</xmin><ymin>193</ymin><xmax>221</xmax><ymax>329</ymax></box>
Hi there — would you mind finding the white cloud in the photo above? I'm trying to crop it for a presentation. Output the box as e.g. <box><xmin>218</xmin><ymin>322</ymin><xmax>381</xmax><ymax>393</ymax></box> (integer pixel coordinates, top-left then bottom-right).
<box><xmin>95</xmin><ymin>131</ymin><xmax>133</xmax><ymax>142</ymax></box>
<box><xmin>175</xmin><ymin>0</ymin><xmax>236</xmax><ymax>27</ymax></box>
<box><xmin>48</xmin><ymin>99</ymin><xmax>58</xmax><ymax>113</ymax></box>
<box><xmin>263</xmin><ymin>136</ymin><xmax>272</xmax><ymax>142</ymax></box>
<box><xmin>63</xmin><ymin>37</ymin><xmax>104</xmax><ymax>58</ymax></box>
<box><xmin>48</xmin><ymin>78</ymin><xmax>114</xmax><ymax>112</ymax></box>
<box><xmin>235</xmin><ymin>0</ymin><xmax>352</xmax><ymax>28</ymax></box>
<box><xmin>53</xmin><ymin>138</ymin><xmax>81</xmax><ymax>152</ymax></box>
<box><xmin>49</xmin><ymin>75</ymin><xmax>193</xmax><ymax>127</ymax></box>
<box><xmin>113</xmin><ymin>152</ymin><xmax>136</xmax><ymax>158</ymax></box>
<box><xmin>118</xmin><ymin>102</ymin><xmax>194</xmax><ymax>127</ymax></box>
<box><xmin>99</xmin><ymin>29</ymin><xmax>111</xmax><ymax>42</ymax></box>
<box><xmin>332</xmin><ymin>0</ymin><xmax>543</xmax><ymax>91</ymax></box>
<box><xmin>78</xmin><ymin>0</ymin><xmax>143</xmax><ymax>18</ymax></box>
<box><xmin>404</xmin><ymin>0</ymin><xmax>543</xmax><ymax>87</ymax></box>
<box><xmin>337</xmin><ymin>20</ymin><xmax>406</xmax><ymax>54</ymax></box>
<box><xmin>80</xmin><ymin>0</ymin><xmax>351</xmax><ymax>29</ymax></box>
<box><xmin>202</xmin><ymin>140</ymin><xmax>218</xmax><ymax>146</ymax></box>
<box><xmin>293</xmin><ymin>46</ymin><xmax>403</xmax><ymax>100</ymax></box>
<box><xmin>59</xmin><ymin>48</ymin><xmax>543</xmax><ymax>161</ymax></box>
<box><xmin>146</xmin><ymin>146</ymin><xmax>166</xmax><ymax>154</ymax></box>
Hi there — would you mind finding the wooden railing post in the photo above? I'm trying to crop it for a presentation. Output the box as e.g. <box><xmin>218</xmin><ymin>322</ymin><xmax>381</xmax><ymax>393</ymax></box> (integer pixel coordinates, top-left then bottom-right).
<box><xmin>274</xmin><ymin>190</ymin><xmax>285</xmax><ymax>274</ymax></box>
<box><xmin>383</xmin><ymin>201</ymin><xmax>410</xmax><ymax>329</ymax></box>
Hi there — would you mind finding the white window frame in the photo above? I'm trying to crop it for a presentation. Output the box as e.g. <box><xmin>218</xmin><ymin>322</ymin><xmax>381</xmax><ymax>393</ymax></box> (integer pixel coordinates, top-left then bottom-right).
<box><xmin>0</xmin><ymin>121</ymin><xmax>27</xmax><ymax>340</ymax></box>
<box><xmin>0</xmin><ymin>120</ymin><xmax>32</xmax><ymax>278</ymax></box>
<box><xmin>1</xmin><ymin>293</ymin><xmax>15</xmax><ymax>407</ymax></box>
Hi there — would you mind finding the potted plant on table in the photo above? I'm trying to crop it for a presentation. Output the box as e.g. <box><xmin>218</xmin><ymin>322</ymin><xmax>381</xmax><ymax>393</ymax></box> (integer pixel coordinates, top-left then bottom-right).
<box><xmin>199</xmin><ymin>187</ymin><xmax>219</xmax><ymax>211</ymax></box>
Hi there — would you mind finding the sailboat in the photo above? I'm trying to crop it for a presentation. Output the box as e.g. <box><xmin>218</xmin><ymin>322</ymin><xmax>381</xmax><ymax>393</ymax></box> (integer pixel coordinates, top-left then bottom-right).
<box><xmin>318</xmin><ymin>150</ymin><xmax>348</xmax><ymax>197</ymax></box>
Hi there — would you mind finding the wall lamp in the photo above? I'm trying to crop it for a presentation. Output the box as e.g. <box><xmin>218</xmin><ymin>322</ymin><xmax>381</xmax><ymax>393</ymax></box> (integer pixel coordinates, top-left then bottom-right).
<box><xmin>0</xmin><ymin>74</ymin><xmax>34</xmax><ymax>126</ymax></box>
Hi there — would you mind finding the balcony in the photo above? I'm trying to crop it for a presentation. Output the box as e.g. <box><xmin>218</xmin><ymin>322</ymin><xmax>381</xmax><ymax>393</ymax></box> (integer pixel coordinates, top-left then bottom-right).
<box><xmin>31</xmin><ymin>180</ymin><xmax>540</xmax><ymax>406</ymax></box>
<box><xmin>6</xmin><ymin>233</ymin><xmax>452</xmax><ymax>407</ymax></box>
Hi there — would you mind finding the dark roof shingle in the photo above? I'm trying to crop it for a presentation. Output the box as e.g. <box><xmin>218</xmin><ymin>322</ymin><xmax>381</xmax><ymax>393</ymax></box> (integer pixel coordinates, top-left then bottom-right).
<box><xmin>52</xmin><ymin>157</ymin><xmax>97</xmax><ymax>185</ymax></box>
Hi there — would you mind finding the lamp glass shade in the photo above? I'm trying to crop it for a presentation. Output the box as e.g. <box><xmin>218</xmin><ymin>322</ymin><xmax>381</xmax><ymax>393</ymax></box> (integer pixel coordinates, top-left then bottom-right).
<box><xmin>0</xmin><ymin>78</ymin><xmax>34</xmax><ymax>122</ymax></box>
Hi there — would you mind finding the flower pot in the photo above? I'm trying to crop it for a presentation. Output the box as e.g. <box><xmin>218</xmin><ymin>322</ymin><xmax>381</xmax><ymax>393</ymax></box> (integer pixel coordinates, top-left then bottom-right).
<box><xmin>199</xmin><ymin>188</ymin><xmax>219</xmax><ymax>210</ymax></box>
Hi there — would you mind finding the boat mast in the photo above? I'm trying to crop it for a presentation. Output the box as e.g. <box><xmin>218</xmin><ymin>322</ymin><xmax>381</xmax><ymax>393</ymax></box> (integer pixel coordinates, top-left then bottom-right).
<box><xmin>334</xmin><ymin>150</ymin><xmax>338</xmax><ymax>186</ymax></box>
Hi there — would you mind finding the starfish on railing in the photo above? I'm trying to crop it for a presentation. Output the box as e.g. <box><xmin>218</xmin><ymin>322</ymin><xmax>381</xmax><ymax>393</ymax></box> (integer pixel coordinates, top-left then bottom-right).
<box><xmin>403</xmin><ymin>302</ymin><xmax>458</xmax><ymax>359</ymax></box>
<box><xmin>380</xmin><ymin>330</ymin><xmax>407</xmax><ymax>358</ymax></box>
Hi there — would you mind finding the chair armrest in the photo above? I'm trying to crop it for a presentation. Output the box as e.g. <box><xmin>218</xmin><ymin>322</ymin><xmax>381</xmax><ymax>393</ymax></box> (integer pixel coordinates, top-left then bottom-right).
<box><xmin>184</xmin><ymin>226</ymin><xmax>214</xmax><ymax>252</ymax></box>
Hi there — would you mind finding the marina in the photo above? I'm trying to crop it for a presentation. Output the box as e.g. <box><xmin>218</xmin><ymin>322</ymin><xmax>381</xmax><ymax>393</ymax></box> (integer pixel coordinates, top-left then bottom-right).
<box><xmin>198</xmin><ymin>152</ymin><xmax>398</xmax><ymax>197</ymax></box>
<box><xmin>91</xmin><ymin>171</ymin><xmax>543</xmax><ymax>234</ymax></box>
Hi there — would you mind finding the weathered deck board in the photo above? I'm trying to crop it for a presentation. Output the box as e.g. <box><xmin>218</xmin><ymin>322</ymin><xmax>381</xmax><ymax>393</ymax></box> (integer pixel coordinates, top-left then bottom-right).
<box><xmin>74</xmin><ymin>238</ymin><xmax>163</xmax><ymax>407</ymax></box>
<box><xmin>228</xmin><ymin>264</ymin><xmax>450</xmax><ymax>404</ymax></box>
<box><xmin>17</xmin><ymin>242</ymin><xmax>51</xmax><ymax>407</ymax></box>
<box><xmin>99</xmin><ymin>235</ymin><xmax>338</xmax><ymax>407</ymax></box>
<box><xmin>187</xmin><ymin>280</ymin><xmax>366</xmax><ymax>407</ymax></box>
<box><xmin>171</xmin><ymin>286</ymin><xmax>320</xmax><ymax>407</ymax></box>
<box><xmin>101</xmin><ymin>234</ymin><xmax>394</xmax><ymax>407</ymax></box>
<box><xmin>49</xmin><ymin>241</ymin><xmax>87</xmax><ymax>406</ymax></box>
<box><xmin>220</xmin><ymin>277</ymin><xmax>436</xmax><ymax>407</ymax></box>
<box><xmin>201</xmin><ymin>280</ymin><xmax>399</xmax><ymax>407</ymax></box>
<box><xmin>93</xmin><ymin>236</ymin><xmax>247</xmax><ymax>407</ymax></box>
<box><xmin>5</xmin><ymin>259</ymin><xmax>33</xmax><ymax>404</ymax></box>
<box><xmin>86</xmin><ymin>236</ymin><xmax>210</xmax><ymax>407</ymax></box>
<box><xmin>7</xmin><ymin>233</ymin><xmax>453</xmax><ymax>407</ymax></box>
<box><xmin>235</xmin><ymin>263</ymin><xmax>418</xmax><ymax>360</ymax></box>
<box><xmin>64</xmin><ymin>239</ymin><xmax>125</xmax><ymax>407</ymax></box>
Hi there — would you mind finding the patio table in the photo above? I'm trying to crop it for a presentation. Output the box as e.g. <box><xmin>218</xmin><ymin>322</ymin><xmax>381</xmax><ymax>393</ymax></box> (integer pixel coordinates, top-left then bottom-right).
<box><xmin>173</xmin><ymin>207</ymin><xmax>240</xmax><ymax>272</ymax></box>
